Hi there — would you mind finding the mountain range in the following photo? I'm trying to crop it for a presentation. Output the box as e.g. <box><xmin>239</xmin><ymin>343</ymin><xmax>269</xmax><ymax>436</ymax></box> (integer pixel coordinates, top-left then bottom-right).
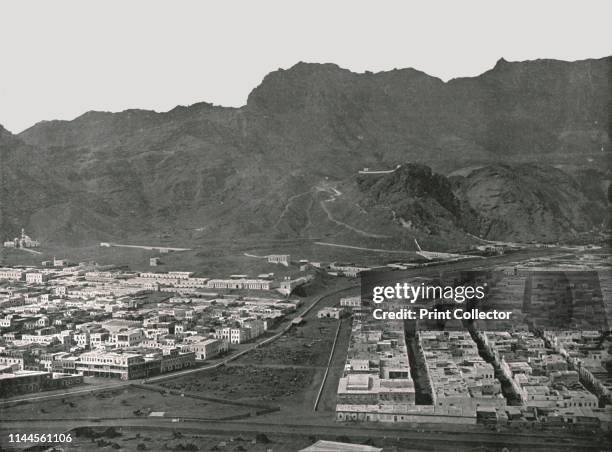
<box><xmin>0</xmin><ymin>56</ymin><xmax>610</xmax><ymax>248</ymax></box>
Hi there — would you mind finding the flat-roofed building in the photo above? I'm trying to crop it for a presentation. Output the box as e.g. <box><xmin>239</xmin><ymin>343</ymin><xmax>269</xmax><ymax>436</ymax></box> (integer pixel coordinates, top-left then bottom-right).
<box><xmin>0</xmin><ymin>370</ymin><xmax>51</xmax><ymax>397</ymax></box>
<box><xmin>0</xmin><ymin>370</ymin><xmax>82</xmax><ymax>398</ymax></box>
<box><xmin>76</xmin><ymin>351</ymin><xmax>146</xmax><ymax>380</ymax></box>
<box><xmin>267</xmin><ymin>254</ymin><xmax>290</xmax><ymax>266</ymax></box>
<box><xmin>318</xmin><ymin>307</ymin><xmax>343</xmax><ymax>319</ymax></box>
<box><xmin>215</xmin><ymin>327</ymin><xmax>248</xmax><ymax>344</ymax></box>
<box><xmin>25</xmin><ymin>272</ymin><xmax>47</xmax><ymax>284</ymax></box>
<box><xmin>0</xmin><ymin>355</ymin><xmax>24</xmax><ymax>370</ymax></box>
<box><xmin>340</xmin><ymin>296</ymin><xmax>361</xmax><ymax>308</ymax></box>
<box><xmin>329</xmin><ymin>263</ymin><xmax>370</xmax><ymax>277</ymax></box>
<box><xmin>0</xmin><ymin>268</ymin><xmax>23</xmax><ymax>281</ymax></box>
<box><xmin>185</xmin><ymin>338</ymin><xmax>223</xmax><ymax>360</ymax></box>
<box><xmin>157</xmin><ymin>349</ymin><xmax>195</xmax><ymax>373</ymax></box>
<box><xmin>206</xmin><ymin>279</ymin><xmax>273</xmax><ymax>290</ymax></box>
<box><xmin>299</xmin><ymin>440</ymin><xmax>382</xmax><ymax>452</ymax></box>
<box><xmin>110</xmin><ymin>329</ymin><xmax>145</xmax><ymax>348</ymax></box>
<box><xmin>337</xmin><ymin>374</ymin><xmax>415</xmax><ymax>405</ymax></box>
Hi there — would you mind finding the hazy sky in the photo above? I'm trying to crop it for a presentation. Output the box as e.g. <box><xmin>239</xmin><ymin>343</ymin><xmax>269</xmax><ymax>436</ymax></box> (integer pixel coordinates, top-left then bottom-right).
<box><xmin>1</xmin><ymin>0</ymin><xmax>611</xmax><ymax>133</ymax></box>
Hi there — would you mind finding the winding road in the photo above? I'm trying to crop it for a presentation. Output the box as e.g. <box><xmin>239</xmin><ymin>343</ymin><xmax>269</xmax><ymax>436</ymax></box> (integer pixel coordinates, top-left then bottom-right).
<box><xmin>316</xmin><ymin>186</ymin><xmax>391</xmax><ymax>239</ymax></box>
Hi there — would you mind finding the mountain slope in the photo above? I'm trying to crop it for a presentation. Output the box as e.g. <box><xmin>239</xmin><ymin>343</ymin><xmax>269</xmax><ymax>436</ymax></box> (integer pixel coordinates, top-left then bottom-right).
<box><xmin>452</xmin><ymin>164</ymin><xmax>609</xmax><ymax>242</ymax></box>
<box><xmin>1</xmin><ymin>56</ymin><xmax>610</xmax><ymax>246</ymax></box>
<box><xmin>355</xmin><ymin>164</ymin><xmax>479</xmax><ymax>236</ymax></box>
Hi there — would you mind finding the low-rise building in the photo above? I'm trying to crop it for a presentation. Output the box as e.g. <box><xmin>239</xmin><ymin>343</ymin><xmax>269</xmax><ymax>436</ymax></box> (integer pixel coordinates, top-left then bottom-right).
<box><xmin>25</xmin><ymin>272</ymin><xmax>48</xmax><ymax>284</ymax></box>
<box><xmin>185</xmin><ymin>338</ymin><xmax>223</xmax><ymax>360</ymax></box>
<box><xmin>0</xmin><ymin>370</ymin><xmax>82</xmax><ymax>398</ymax></box>
<box><xmin>206</xmin><ymin>278</ymin><xmax>273</xmax><ymax>290</ymax></box>
<box><xmin>318</xmin><ymin>307</ymin><xmax>343</xmax><ymax>319</ymax></box>
<box><xmin>267</xmin><ymin>254</ymin><xmax>290</xmax><ymax>266</ymax></box>
<box><xmin>0</xmin><ymin>268</ymin><xmax>23</xmax><ymax>281</ymax></box>
<box><xmin>329</xmin><ymin>263</ymin><xmax>370</xmax><ymax>277</ymax></box>
<box><xmin>215</xmin><ymin>327</ymin><xmax>248</xmax><ymax>344</ymax></box>
<box><xmin>76</xmin><ymin>351</ymin><xmax>147</xmax><ymax>380</ymax></box>
<box><xmin>340</xmin><ymin>296</ymin><xmax>361</xmax><ymax>308</ymax></box>
<box><xmin>110</xmin><ymin>329</ymin><xmax>145</xmax><ymax>348</ymax></box>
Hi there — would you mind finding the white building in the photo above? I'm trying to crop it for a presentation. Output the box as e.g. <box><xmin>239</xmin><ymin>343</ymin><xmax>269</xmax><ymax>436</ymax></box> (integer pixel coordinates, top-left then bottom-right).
<box><xmin>340</xmin><ymin>296</ymin><xmax>362</xmax><ymax>308</ymax></box>
<box><xmin>0</xmin><ymin>268</ymin><xmax>23</xmax><ymax>281</ymax></box>
<box><xmin>76</xmin><ymin>351</ymin><xmax>145</xmax><ymax>380</ymax></box>
<box><xmin>186</xmin><ymin>338</ymin><xmax>224</xmax><ymax>360</ymax></box>
<box><xmin>329</xmin><ymin>263</ymin><xmax>370</xmax><ymax>277</ymax></box>
<box><xmin>267</xmin><ymin>254</ymin><xmax>290</xmax><ymax>266</ymax></box>
<box><xmin>278</xmin><ymin>276</ymin><xmax>312</xmax><ymax>296</ymax></box>
<box><xmin>207</xmin><ymin>279</ymin><xmax>273</xmax><ymax>290</ymax></box>
<box><xmin>109</xmin><ymin>329</ymin><xmax>145</xmax><ymax>348</ymax></box>
<box><xmin>25</xmin><ymin>272</ymin><xmax>47</xmax><ymax>284</ymax></box>
<box><xmin>3</xmin><ymin>229</ymin><xmax>40</xmax><ymax>248</ymax></box>
<box><xmin>318</xmin><ymin>307</ymin><xmax>343</xmax><ymax>319</ymax></box>
<box><xmin>215</xmin><ymin>327</ymin><xmax>248</xmax><ymax>344</ymax></box>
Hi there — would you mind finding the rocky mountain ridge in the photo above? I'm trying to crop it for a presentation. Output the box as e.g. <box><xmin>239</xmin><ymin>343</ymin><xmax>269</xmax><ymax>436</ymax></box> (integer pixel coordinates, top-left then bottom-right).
<box><xmin>1</xmin><ymin>57</ymin><xmax>610</xmax><ymax>246</ymax></box>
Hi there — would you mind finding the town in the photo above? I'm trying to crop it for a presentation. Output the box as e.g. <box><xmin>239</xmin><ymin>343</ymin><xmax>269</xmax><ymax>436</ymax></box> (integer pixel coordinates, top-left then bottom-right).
<box><xmin>0</xmin><ymin>252</ymin><xmax>322</xmax><ymax>393</ymax></box>
<box><xmin>335</xmin><ymin>253</ymin><xmax>612</xmax><ymax>431</ymax></box>
<box><xmin>1</xmin><ymin>240</ymin><xmax>611</xmax><ymax>450</ymax></box>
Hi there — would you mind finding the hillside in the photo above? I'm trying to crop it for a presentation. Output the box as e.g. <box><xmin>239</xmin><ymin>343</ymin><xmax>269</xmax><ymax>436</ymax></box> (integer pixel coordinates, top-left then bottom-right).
<box><xmin>452</xmin><ymin>164</ymin><xmax>609</xmax><ymax>242</ymax></box>
<box><xmin>1</xmin><ymin>57</ymin><xmax>610</xmax><ymax>247</ymax></box>
<box><xmin>355</xmin><ymin>164</ymin><xmax>479</xmax><ymax>237</ymax></box>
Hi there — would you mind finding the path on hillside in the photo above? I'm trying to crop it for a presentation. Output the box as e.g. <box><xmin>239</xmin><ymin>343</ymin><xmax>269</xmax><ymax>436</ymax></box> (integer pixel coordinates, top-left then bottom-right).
<box><xmin>101</xmin><ymin>243</ymin><xmax>191</xmax><ymax>252</ymax></box>
<box><xmin>14</xmin><ymin>247</ymin><xmax>42</xmax><ymax>255</ymax></box>
<box><xmin>274</xmin><ymin>189</ymin><xmax>314</xmax><ymax>232</ymax></box>
<box><xmin>314</xmin><ymin>241</ymin><xmax>414</xmax><ymax>254</ymax></box>
<box><xmin>357</xmin><ymin>164</ymin><xmax>402</xmax><ymax>175</ymax></box>
<box><xmin>301</xmin><ymin>194</ymin><xmax>316</xmax><ymax>235</ymax></box>
<box><xmin>316</xmin><ymin>186</ymin><xmax>391</xmax><ymax>239</ymax></box>
<box><xmin>243</xmin><ymin>252</ymin><xmax>267</xmax><ymax>259</ymax></box>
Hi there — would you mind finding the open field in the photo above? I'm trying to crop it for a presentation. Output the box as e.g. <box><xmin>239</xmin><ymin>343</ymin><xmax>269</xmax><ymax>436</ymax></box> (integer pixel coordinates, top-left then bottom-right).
<box><xmin>236</xmin><ymin>319</ymin><xmax>338</xmax><ymax>367</ymax></box>
<box><xmin>157</xmin><ymin>318</ymin><xmax>354</xmax><ymax>421</ymax></box>
<box><xmin>152</xmin><ymin>279</ymin><xmax>357</xmax><ymax>417</ymax></box>
<box><xmin>0</xmin><ymin>386</ymin><xmax>253</xmax><ymax>422</ymax></box>
<box><xmin>1</xmin><ymin>241</ymin><xmax>572</xmax><ymax>283</ymax></box>
<box><xmin>159</xmin><ymin>365</ymin><xmax>320</xmax><ymax>412</ymax></box>
<box><xmin>0</xmin><ymin>237</ymin><xmax>421</xmax><ymax>276</ymax></box>
<box><xmin>155</xmin><ymin>288</ymin><xmax>357</xmax><ymax>418</ymax></box>
<box><xmin>2</xmin><ymin>243</ymin><xmax>302</xmax><ymax>278</ymax></box>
